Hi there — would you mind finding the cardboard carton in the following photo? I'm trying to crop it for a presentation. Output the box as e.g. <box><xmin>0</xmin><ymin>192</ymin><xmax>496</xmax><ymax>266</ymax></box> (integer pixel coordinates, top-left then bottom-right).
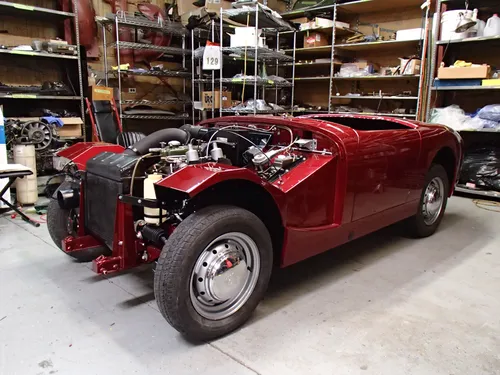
<box><xmin>202</xmin><ymin>91</ymin><xmax>232</xmax><ymax>109</ymax></box>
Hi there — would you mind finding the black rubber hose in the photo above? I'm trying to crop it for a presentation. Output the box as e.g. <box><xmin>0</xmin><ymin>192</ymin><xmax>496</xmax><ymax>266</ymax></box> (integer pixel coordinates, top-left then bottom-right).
<box><xmin>180</xmin><ymin>124</ymin><xmax>209</xmax><ymax>140</ymax></box>
<box><xmin>124</xmin><ymin>128</ymin><xmax>190</xmax><ymax>155</ymax></box>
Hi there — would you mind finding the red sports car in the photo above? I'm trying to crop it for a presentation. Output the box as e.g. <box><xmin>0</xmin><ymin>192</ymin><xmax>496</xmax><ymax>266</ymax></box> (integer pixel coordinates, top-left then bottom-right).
<box><xmin>48</xmin><ymin>114</ymin><xmax>462</xmax><ymax>340</ymax></box>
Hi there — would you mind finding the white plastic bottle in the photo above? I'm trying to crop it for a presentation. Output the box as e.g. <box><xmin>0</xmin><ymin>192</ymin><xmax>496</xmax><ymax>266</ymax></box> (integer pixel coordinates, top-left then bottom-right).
<box><xmin>13</xmin><ymin>144</ymin><xmax>38</xmax><ymax>204</ymax></box>
<box><xmin>484</xmin><ymin>14</ymin><xmax>500</xmax><ymax>37</ymax></box>
<box><xmin>143</xmin><ymin>173</ymin><xmax>166</xmax><ymax>224</ymax></box>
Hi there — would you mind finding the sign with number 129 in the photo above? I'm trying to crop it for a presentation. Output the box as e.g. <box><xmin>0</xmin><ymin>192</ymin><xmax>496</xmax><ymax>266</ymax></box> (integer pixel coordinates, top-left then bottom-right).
<box><xmin>203</xmin><ymin>41</ymin><xmax>221</xmax><ymax>70</ymax></box>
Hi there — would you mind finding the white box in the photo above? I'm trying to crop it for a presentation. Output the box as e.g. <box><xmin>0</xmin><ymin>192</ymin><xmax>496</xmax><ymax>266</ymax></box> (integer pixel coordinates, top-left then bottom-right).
<box><xmin>396</xmin><ymin>28</ymin><xmax>424</xmax><ymax>41</ymax></box>
<box><xmin>230</xmin><ymin>27</ymin><xmax>265</xmax><ymax>47</ymax></box>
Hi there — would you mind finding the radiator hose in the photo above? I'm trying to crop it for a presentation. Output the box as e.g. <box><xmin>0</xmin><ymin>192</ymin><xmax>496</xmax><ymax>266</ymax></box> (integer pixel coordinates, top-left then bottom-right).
<box><xmin>124</xmin><ymin>128</ymin><xmax>190</xmax><ymax>156</ymax></box>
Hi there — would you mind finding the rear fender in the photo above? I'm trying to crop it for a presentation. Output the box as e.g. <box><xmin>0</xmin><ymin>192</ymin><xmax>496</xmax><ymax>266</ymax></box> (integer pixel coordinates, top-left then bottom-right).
<box><xmin>57</xmin><ymin>143</ymin><xmax>125</xmax><ymax>170</ymax></box>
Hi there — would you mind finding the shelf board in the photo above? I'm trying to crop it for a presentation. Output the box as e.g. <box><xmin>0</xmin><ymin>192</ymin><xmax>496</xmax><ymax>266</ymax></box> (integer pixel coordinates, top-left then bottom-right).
<box><xmin>0</xmin><ymin>1</ymin><xmax>75</xmax><ymax>19</ymax></box>
<box><xmin>432</xmin><ymin>86</ymin><xmax>500</xmax><ymax>91</ymax></box>
<box><xmin>285</xmin><ymin>45</ymin><xmax>332</xmax><ymax>56</ymax></box>
<box><xmin>121</xmin><ymin>114</ymin><xmax>191</xmax><ymax>120</ymax></box>
<box><xmin>194</xmin><ymin>78</ymin><xmax>293</xmax><ymax>88</ymax></box>
<box><xmin>281</xmin><ymin>26</ymin><xmax>355</xmax><ymax>37</ymax></box>
<box><xmin>0</xmin><ymin>49</ymin><xmax>78</xmax><ymax>60</ymax></box>
<box><xmin>222</xmin><ymin>47</ymin><xmax>293</xmax><ymax>62</ymax></box>
<box><xmin>333</xmin><ymin>75</ymin><xmax>420</xmax><ymax>81</ymax></box>
<box><xmin>122</xmin><ymin>99</ymin><xmax>191</xmax><ymax>106</ymax></box>
<box><xmin>0</xmin><ymin>94</ymin><xmax>81</xmax><ymax>100</ymax></box>
<box><xmin>221</xmin><ymin>108</ymin><xmax>287</xmax><ymax>114</ymax></box>
<box><xmin>458</xmin><ymin>129</ymin><xmax>500</xmax><ymax>133</ymax></box>
<box><xmin>334</xmin><ymin>111</ymin><xmax>416</xmax><ymax>118</ymax></box>
<box><xmin>97</xmin><ymin>14</ymin><xmax>187</xmax><ymax>36</ymax></box>
<box><xmin>111</xmin><ymin>42</ymin><xmax>190</xmax><ymax>56</ymax></box>
<box><xmin>455</xmin><ymin>185</ymin><xmax>500</xmax><ymax>199</ymax></box>
<box><xmin>294</xmin><ymin>76</ymin><xmax>330</xmax><ymax>81</ymax></box>
<box><xmin>335</xmin><ymin>39</ymin><xmax>422</xmax><ymax>52</ymax></box>
<box><xmin>281</xmin><ymin>0</ymin><xmax>424</xmax><ymax>19</ymax></box>
<box><xmin>111</xmin><ymin>69</ymin><xmax>191</xmax><ymax>78</ymax></box>
<box><xmin>436</xmin><ymin>35</ymin><xmax>500</xmax><ymax>45</ymax></box>
<box><xmin>282</xmin><ymin>61</ymin><xmax>339</xmax><ymax>67</ymax></box>
<box><xmin>332</xmin><ymin>95</ymin><xmax>418</xmax><ymax>100</ymax></box>
<box><xmin>294</xmin><ymin>110</ymin><xmax>330</xmax><ymax>113</ymax></box>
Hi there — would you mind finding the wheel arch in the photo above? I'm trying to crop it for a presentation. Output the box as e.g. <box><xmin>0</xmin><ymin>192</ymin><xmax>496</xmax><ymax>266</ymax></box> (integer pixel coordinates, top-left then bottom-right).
<box><xmin>187</xmin><ymin>179</ymin><xmax>285</xmax><ymax>265</ymax></box>
<box><xmin>431</xmin><ymin>147</ymin><xmax>456</xmax><ymax>195</ymax></box>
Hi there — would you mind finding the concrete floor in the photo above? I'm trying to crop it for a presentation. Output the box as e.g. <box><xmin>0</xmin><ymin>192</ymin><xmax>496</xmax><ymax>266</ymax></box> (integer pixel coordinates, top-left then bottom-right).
<box><xmin>0</xmin><ymin>196</ymin><xmax>499</xmax><ymax>375</ymax></box>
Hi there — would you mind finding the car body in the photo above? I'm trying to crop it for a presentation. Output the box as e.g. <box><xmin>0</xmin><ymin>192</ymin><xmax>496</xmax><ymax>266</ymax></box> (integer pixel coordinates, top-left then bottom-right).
<box><xmin>48</xmin><ymin>114</ymin><xmax>462</xmax><ymax>340</ymax></box>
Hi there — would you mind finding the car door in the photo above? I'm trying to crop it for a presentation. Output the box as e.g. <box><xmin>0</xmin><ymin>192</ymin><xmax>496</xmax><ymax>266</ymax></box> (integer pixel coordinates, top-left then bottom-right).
<box><xmin>349</xmin><ymin>129</ymin><xmax>421</xmax><ymax>221</ymax></box>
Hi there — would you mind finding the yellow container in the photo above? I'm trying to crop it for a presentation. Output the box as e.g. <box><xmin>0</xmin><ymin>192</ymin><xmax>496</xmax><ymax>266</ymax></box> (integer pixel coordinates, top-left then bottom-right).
<box><xmin>482</xmin><ymin>79</ymin><xmax>500</xmax><ymax>86</ymax></box>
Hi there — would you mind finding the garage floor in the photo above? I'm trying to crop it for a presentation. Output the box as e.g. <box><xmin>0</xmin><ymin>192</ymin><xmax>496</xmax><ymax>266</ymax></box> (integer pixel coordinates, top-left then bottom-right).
<box><xmin>1</xmin><ymin>196</ymin><xmax>499</xmax><ymax>375</ymax></box>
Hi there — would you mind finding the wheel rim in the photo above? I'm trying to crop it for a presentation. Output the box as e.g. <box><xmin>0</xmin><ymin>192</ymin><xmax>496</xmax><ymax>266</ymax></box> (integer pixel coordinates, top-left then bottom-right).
<box><xmin>422</xmin><ymin>177</ymin><xmax>445</xmax><ymax>225</ymax></box>
<box><xmin>189</xmin><ymin>232</ymin><xmax>260</xmax><ymax>320</ymax></box>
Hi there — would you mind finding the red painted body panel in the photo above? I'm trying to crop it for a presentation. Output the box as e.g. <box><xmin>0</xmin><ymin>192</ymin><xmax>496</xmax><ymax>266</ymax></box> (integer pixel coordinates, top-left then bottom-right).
<box><xmin>58</xmin><ymin>114</ymin><xmax>462</xmax><ymax>273</ymax></box>
<box><xmin>183</xmin><ymin>115</ymin><xmax>462</xmax><ymax>267</ymax></box>
<box><xmin>56</xmin><ymin>143</ymin><xmax>125</xmax><ymax>170</ymax></box>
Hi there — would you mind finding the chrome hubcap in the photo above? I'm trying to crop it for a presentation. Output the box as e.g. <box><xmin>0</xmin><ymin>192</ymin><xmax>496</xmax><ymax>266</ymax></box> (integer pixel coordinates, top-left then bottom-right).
<box><xmin>422</xmin><ymin>177</ymin><xmax>444</xmax><ymax>225</ymax></box>
<box><xmin>190</xmin><ymin>232</ymin><xmax>260</xmax><ymax>320</ymax></box>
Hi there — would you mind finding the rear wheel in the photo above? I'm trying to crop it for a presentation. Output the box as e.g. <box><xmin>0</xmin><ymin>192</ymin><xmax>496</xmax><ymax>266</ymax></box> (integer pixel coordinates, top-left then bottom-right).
<box><xmin>407</xmin><ymin>164</ymin><xmax>449</xmax><ymax>237</ymax></box>
<box><xmin>47</xmin><ymin>200</ymin><xmax>108</xmax><ymax>262</ymax></box>
<box><xmin>154</xmin><ymin>205</ymin><xmax>273</xmax><ymax>341</ymax></box>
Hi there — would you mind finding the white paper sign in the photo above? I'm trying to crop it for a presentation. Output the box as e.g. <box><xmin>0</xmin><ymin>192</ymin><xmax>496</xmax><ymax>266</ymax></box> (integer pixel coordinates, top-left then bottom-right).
<box><xmin>203</xmin><ymin>44</ymin><xmax>221</xmax><ymax>70</ymax></box>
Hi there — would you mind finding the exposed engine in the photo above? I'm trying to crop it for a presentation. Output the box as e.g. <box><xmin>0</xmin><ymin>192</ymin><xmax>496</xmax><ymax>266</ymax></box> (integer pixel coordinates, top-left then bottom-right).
<box><xmin>78</xmin><ymin>123</ymin><xmax>315</xmax><ymax>249</ymax></box>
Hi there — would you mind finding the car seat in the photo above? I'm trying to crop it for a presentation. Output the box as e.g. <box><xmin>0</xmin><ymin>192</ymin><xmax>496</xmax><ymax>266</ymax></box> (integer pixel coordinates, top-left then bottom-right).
<box><xmin>86</xmin><ymin>98</ymin><xmax>145</xmax><ymax>147</ymax></box>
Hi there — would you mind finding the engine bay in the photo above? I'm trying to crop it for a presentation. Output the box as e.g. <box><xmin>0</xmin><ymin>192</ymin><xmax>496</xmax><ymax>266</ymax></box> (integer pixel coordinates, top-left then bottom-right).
<box><xmin>135</xmin><ymin>123</ymin><xmax>319</xmax><ymax>185</ymax></box>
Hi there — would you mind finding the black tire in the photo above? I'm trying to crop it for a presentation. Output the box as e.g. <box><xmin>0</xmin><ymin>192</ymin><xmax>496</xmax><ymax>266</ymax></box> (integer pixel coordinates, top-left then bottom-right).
<box><xmin>47</xmin><ymin>200</ymin><xmax>109</xmax><ymax>262</ymax></box>
<box><xmin>407</xmin><ymin>164</ymin><xmax>449</xmax><ymax>238</ymax></box>
<box><xmin>154</xmin><ymin>205</ymin><xmax>273</xmax><ymax>341</ymax></box>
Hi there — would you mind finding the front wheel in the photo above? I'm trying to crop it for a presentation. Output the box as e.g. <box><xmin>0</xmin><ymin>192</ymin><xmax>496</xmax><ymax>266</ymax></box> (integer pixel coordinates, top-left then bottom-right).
<box><xmin>407</xmin><ymin>164</ymin><xmax>449</xmax><ymax>238</ymax></box>
<box><xmin>47</xmin><ymin>200</ymin><xmax>109</xmax><ymax>262</ymax></box>
<box><xmin>154</xmin><ymin>205</ymin><xmax>273</xmax><ymax>341</ymax></box>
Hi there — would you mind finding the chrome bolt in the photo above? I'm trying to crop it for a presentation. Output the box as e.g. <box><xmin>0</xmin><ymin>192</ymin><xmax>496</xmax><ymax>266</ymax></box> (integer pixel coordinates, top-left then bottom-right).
<box><xmin>118</xmin><ymin>241</ymin><xmax>123</xmax><ymax>246</ymax></box>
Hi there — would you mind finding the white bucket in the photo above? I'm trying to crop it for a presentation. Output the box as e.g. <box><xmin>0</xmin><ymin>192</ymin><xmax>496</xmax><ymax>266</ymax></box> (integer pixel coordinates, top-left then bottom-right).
<box><xmin>13</xmin><ymin>144</ymin><xmax>38</xmax><ymax>205</ymax></box>
<box><xmin>440</xmin><ymin>9</ymin><xmax>477</xmax><ymax>41</ymax></box>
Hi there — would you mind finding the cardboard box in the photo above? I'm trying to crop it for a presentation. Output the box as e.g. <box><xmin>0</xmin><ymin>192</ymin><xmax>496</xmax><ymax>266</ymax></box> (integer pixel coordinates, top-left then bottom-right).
<box><xmin>400</xmin><ymin>58</ymin><xmax>421</xmax><ymax>75</ymax></box>
<box><xmin>438</xmin><ymin>65</ymin><xmax>491</xmax><ymax>79</ymax></box>
<box><xmin>91</xmin><ymin>86</ymin><xmax>114</xmax><ymax>101</ymax></box>
<box><xmin>177</xmin><ymin>0</ymin><xmax>200</xmax><ymax>16</ymax></box>
<box><xmin>290</xmin><ymin>17</ymin><xmax>309</xmax><ymax>24</ymax></box>
<box><xmin>180</xmin><ymin>0</ymin><xmax>231</xmax><ymax>25</ymax></box>
<box><xmin>304</xmin><ymin>31</ymin><xmax>328</xmax><ymax>48</ymax></box>
<box><xmin>202</xmin><ymin>91</ymin><xmax>232</xmax><ymax>109</ymax></box>
<box><xmin>205</xmin><ymin>0</ymin><xmax>232</xmax><ymax>13</ymax></box>
<box><xmin>56</xmin><ymin>118</ymin><xmax>83</xmax><ymax>138</ymax></box>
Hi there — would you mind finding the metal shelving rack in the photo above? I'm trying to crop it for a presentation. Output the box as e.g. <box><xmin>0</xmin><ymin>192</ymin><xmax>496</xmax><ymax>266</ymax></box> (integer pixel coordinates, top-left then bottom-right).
<box><xmin>427</xmin><ymin>0</ymin><xmax>500</xmax><ymax>199</ymax></box>
<box><xmin>192</xmin><ymin>2</ymin><xmax>296</xmax><ymax>118</ymax></box>
<box><xmin>0</xmin><ymin>0</ymin><xmax>85</xmax><ymax>138</ymax></box>
<box><xmin>279</xmin><ymin>0</ymin><xmax>430</xmax><ymax>119</ymax></box>
<box><xmin>97</xmin><ymin>12</ymin><xmax>191</xmax><ymax>123</ymax></box>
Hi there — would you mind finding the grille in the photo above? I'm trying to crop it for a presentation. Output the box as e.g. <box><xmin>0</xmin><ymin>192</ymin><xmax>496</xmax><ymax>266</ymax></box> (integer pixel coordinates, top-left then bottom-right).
<box><xmin>85</xmin><ymin>173</ymin><xmax>122</xmax><ymax>249</ymax></box>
